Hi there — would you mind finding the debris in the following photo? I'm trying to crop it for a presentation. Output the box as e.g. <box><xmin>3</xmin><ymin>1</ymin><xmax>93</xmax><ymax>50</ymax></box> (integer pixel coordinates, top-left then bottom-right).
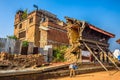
<box><xmin>0</xmin><ymin>52</ymin><xmax>44</xmax><ymax>70</ymax></box>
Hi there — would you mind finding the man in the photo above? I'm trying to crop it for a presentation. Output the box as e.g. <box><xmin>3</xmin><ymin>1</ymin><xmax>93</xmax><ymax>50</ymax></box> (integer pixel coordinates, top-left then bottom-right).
<box><xmin>69</xmin><ymin>63</ymin><xmax>78</xmax><ymax>77</ymax></box>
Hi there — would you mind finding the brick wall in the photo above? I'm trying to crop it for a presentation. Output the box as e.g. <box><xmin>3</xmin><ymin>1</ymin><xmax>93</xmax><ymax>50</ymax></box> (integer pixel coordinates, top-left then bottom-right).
<box><xmin>14</xmin><ymin>10</ymin><xmax>69</xmax><ymax>48</ymax></box>
<box><xmin>40</xmin><ymin>30</ymin><xmax>48</xmax><ymax>48</ymax></box>
<box><xmin>48</xmin><ymin>28</ymin><xmax>68</xmax><ymax>44</ymax></box>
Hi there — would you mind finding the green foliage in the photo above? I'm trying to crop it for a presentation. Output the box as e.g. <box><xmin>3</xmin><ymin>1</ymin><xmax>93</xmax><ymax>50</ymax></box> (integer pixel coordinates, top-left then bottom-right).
<box><xmin>22</xmin><ymin>9</ymin><xmax>28</xmax><ymax>19</ymax></box>
<box><xmin>53</xmin><ymin>46</ymin><xmax>68</xmax><ymax>62</ymax></box>
<box><xmin>22</xmin><ymin>41</ymin><xmax>29</xmax><ymax>47</ymax></box>
<box><xmin>7</xmin><ymin>35</ymin><xmax>17</xmax><ymax>40</ymax></box>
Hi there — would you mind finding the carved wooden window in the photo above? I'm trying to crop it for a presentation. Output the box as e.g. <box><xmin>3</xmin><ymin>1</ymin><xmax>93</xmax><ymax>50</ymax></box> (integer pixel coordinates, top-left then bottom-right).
<box><xmin>19</xmin><ymin>31</ymin><xmax>26</xmax><ymax>38</ymax></box>
<box><xmin>14</xmin><ymin>25</ymin><xmax>17</xmax><ymax>29</ymax></box>
<box><xmin>19</xmin><ymin>23</ymin><xmax>22</xmax><ymax>29</ymax></box>
<box><xmin>29</xmin><ymin>17</ymin><xmax>33</xmax><ymax>23</ymax></box>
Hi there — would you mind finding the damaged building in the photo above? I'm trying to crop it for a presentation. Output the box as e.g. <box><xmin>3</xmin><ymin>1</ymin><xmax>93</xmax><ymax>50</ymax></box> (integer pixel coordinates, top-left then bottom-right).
<box><xmin>12</xmin><ymin>8</ymin><xmax>116</xmax><ymax>64</ymax></box>
<box><xmin>14</xmin><ymin>9</ymin><xmax>69</xmax><ymax>48</ymax></box>
<box><xmin>64</xmin><ymin>17</ymin><xmax>115</xmax><ymax>64</ymax></box>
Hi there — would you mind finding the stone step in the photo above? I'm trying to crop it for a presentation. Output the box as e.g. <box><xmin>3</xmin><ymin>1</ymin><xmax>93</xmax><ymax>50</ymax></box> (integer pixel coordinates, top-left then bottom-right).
<box><xmin>0</xmin><ymin>66</ymin><xmax>116</xmax><ymax>80</ymax></box>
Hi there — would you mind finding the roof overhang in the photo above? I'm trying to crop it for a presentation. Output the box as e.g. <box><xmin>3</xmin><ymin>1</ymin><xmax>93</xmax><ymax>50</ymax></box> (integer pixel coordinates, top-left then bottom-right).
<box><xmin>88</xmin><ymin>24</ymin><xmax>115</xmax><ymax>38</ymax></box>
<box><xmin>65</xmin><ymin>17</ymin><xmax>115</xmax><ymax>38</ymax></box>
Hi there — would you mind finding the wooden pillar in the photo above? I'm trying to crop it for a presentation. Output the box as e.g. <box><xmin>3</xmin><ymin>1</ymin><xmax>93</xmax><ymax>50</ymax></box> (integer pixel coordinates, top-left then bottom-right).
<box><xmin>94</xmin><ymin>51</ymin><xmax>98</xmax><ymax>62</ymax></box>
<box><xmin>79</xmin><ymin>48</ymin><xmax>82</xmax><ymax>63</ymax></box>
<box><xmin>78</xmin><ymin>21</ymin><xmax>85</xmax><ymax>63</ymax></box>
<box><xmin>90</xmin><ymin>49</ymin><xmax>95</xmax><ymax>62</ymax></box>
<box><xmin>95</xmin><ymin>49</ymin><xmax>100</xmax><ymax>61</ymax></box>
<box><xmin>106</xmin><ymin>52</ymin><xmax>109</xmax><ymax>63</ymax></box>
<box><xmin>102</xmin><ymin>52</ymin><xmax>105</xmax><ymax>62</ymax></box>
<box><xmin>100</xmin><ymin>52</ymin><xmax>103</xmax><ymax>62</ymax></box>
<box><xmin>90</xmin><ymin>53</ymin><xmax>94</xmax><ymax>62</ymax></box>
<box><xmin>98</xmin><ymin>51</ymin><xmax>100</xmax><ymax>60</ymax></box>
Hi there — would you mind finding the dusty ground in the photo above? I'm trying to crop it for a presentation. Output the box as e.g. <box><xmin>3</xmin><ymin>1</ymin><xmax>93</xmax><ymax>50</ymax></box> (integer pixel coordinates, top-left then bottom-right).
<box><xmin>51</xmin><ymin>70</ymin><xmax>120</xmax><ymax>80</ymax></box>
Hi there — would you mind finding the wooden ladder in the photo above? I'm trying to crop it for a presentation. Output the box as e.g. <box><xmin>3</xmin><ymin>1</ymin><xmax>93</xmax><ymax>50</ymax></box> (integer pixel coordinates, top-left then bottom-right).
<box><xmin>96</xmin><ymin>43</ymin><xmax>120</xmax><ymax>70</ymax></box>
<box><xmin>83</xmin><ymin>42</ymin><xmax>109</xmax><ymax>72</ymax></box>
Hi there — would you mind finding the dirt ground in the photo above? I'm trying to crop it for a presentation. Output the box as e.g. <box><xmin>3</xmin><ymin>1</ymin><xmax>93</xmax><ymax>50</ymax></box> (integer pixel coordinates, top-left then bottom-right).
<box><xmin>51</xmin><ymin>70</ymin><xmax>120</xmax><ymax>80</ymax></box>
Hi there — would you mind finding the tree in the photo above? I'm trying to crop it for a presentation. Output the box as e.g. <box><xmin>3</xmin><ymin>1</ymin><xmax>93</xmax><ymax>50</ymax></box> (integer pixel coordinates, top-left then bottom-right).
<box><xmin>22</xmin><ymin>9</ymin><xmax>28</xmax><ymax>19</ymax></box>
<box><xmin>53</xmin><ymin>46</ymin><xmax>68</xmax><ymax>62</ymax></box>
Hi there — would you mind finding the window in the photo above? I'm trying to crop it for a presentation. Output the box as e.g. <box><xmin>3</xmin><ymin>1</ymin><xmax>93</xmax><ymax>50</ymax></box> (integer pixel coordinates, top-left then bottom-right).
<box><xmin>19</xmin><ymin>24</ymin><xmax>22</xmax><ymax>29</ymax></box>
<box><xmin>14</xmin><ymin>25</ymin><xmax>17</xmax><ymax>29</ymax></box>
<box><xmin>19</xmin><ymin>31</ymin><xmax>26</xmax><ymax>38</ymax></box>
<box><xmin>29</xmin><ymin>17</ymin><xmax>33</xmax><ymax>23</ymax></box>
<box><xmin>40</xmin><ymin>17</ymin><xmax>45</xmax><ymax>23</ymax></box>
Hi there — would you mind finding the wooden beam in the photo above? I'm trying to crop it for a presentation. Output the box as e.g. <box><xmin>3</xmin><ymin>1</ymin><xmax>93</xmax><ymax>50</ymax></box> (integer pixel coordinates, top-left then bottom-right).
<box><xmin>96</xmin><ymin>43</ymin><xmax>120</xmax><ymax>70</ymax></box>
<box><xmin>83</xmin><ymin>42</ymin><xmax>109</xmax><ymax>72</ymax></box>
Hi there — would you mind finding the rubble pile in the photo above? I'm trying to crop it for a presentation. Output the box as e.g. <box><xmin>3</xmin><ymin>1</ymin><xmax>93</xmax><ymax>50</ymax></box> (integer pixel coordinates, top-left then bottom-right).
<box><xmin>0</xmin><ymin>52</ymin><xmax>44</xmax><ymax>70</ymax></box>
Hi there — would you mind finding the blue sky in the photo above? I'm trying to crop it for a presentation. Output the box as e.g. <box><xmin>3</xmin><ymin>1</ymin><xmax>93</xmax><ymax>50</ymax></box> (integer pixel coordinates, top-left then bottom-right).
<box><xmin>0</xmin><ymin>0</ymin><xmax>120</xmax><ymax>51</ymax></box>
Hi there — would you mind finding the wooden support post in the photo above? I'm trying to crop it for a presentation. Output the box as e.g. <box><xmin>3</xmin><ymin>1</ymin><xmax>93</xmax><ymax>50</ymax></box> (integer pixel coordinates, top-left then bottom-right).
<box><xmin>77</xmin><ymin>21</ymin><xmax>85</xmax><ymax>63</ymax></box>
<box><xmin>79</xmin><ymin>21</ymin><xmax>85</xmax><ymax>41</ymax></box>
<box><xmin>78</xmin><ymin>48</ymin><xmax>82</xmax><ymax>63</ymax></box>
<box><xmin>83</xmin><ymin>42</ymin><xmax>109</xmax><ymax>72</ymax></box>
<box><xmin>96</xmin><ymin>43</ymin><xmax>120</xmax><ymax>70</ymax></box>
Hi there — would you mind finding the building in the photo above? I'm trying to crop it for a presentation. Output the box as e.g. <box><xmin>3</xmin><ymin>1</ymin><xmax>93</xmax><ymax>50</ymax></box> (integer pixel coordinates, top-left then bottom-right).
<box><xmin>116</xmin><ymin>39</ymin><xmax>120</xmax><ymax>44</ymax></box>
<box><xmin>64</xmin><ymin>17</ymin><xmax>115</xmax><ymax>63</ymax></box>
<box><xmin>14</xmin><ymin>9</ymin><xmax>69</xmax><ymax>48</ymax></box>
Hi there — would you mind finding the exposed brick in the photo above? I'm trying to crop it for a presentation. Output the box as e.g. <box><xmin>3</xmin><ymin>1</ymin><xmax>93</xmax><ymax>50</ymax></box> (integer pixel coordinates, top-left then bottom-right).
<box><xmin>14</xmin><ymin>10</ymin><xmax>69</xmax><ymax>48</ymax></box>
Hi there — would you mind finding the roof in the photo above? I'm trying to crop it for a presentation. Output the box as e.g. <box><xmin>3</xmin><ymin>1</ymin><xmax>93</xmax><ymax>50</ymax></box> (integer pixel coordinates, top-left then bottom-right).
<box><xmin>65</xmin><ymin>16</ymin><xmax>115</xmax><ymax>38</ymax></box>
<box><xmin>88</xmin><ymin>24</ymin><xmax>115</xmax><ymax>38</ymax></box>
<box><xmin>116</xmin><ymin>39</ymin><xmax>120</xmax><ymax>44</ymax></box>
<box><xmin>28</xmin><ymin>9</ymin><xmax>58</xmax><ymax>20</ymax></box>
